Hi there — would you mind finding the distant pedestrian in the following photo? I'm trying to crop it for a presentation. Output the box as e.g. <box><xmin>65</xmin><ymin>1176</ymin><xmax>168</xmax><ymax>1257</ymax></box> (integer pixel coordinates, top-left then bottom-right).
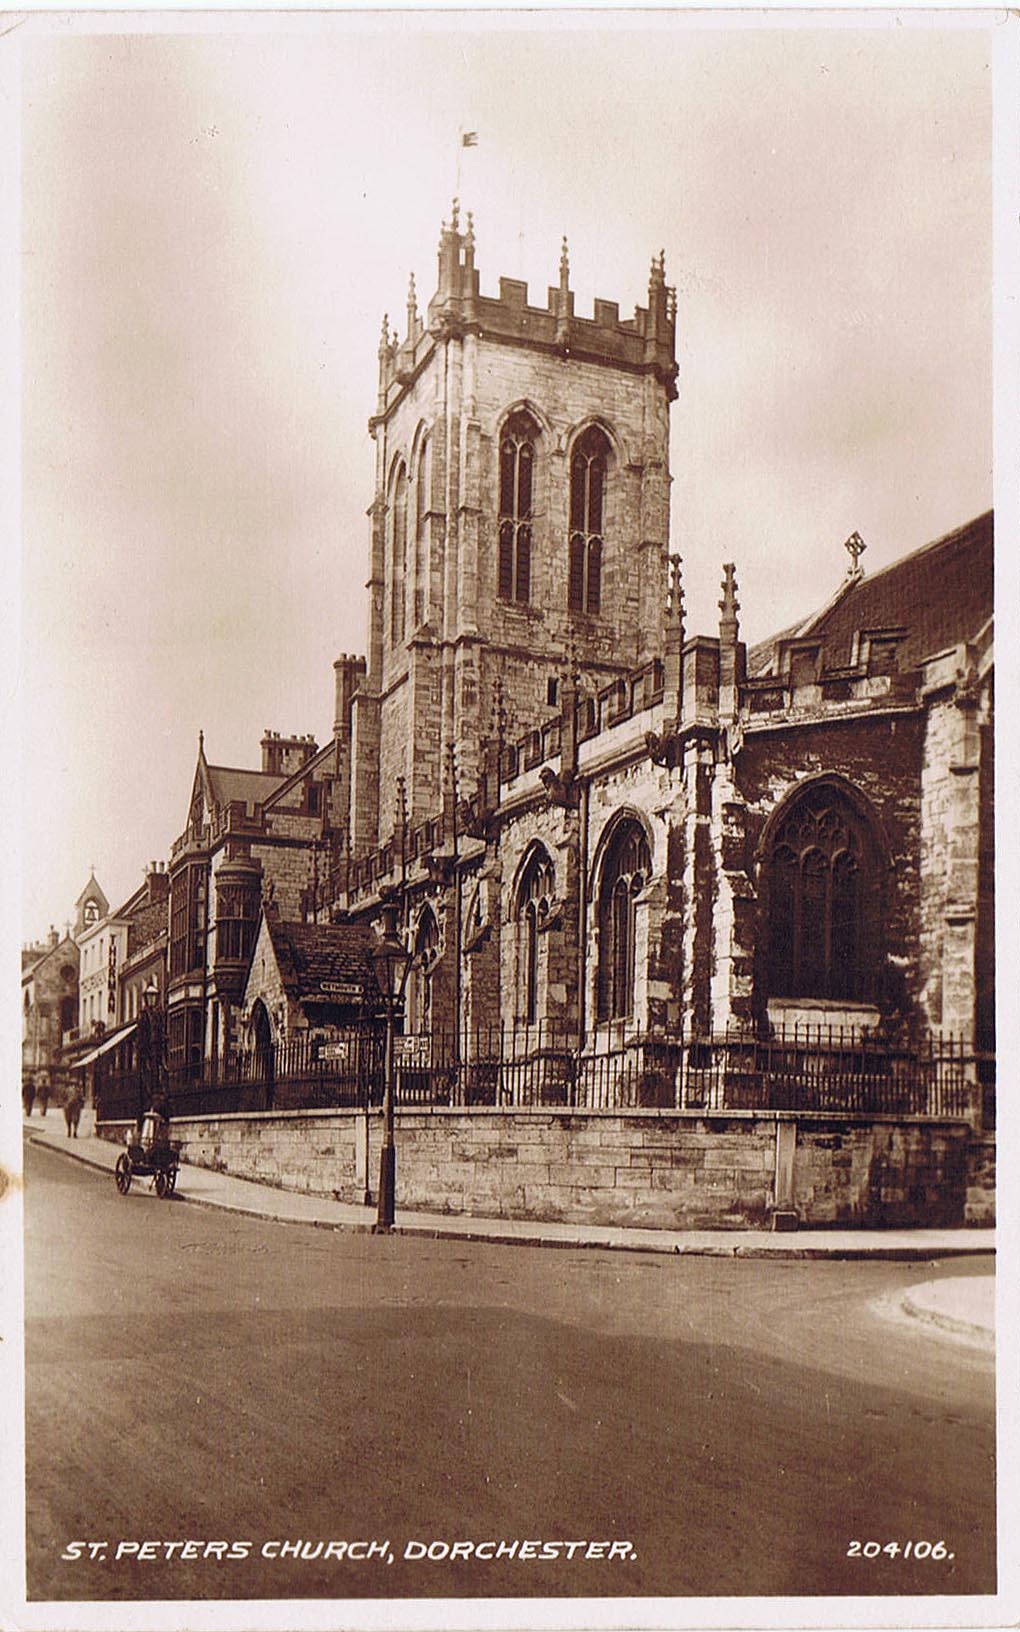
<box><xmin>22</xmin><ymin>1077</ymin><xmax>35</xmax><ymax>1117</ymax></box>
<box><xmin>64</xmin><ymin>1084</ymin><xmax>85</xmax><ymax>1138</ymax></box>
<box><xmin>37</xmin><ymin>1081</ymin><xmax>49</xmax><ymax>1117</ymax></box>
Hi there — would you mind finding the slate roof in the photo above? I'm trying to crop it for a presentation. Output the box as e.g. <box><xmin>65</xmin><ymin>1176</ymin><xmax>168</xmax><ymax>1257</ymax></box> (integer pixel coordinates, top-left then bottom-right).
<box><xmin>749</xmin><ymin>512</ymin><xmax>993</xmax><ymax>678</ymax></box>
<box><xmin>206</xmin><ymin>764</ymin><xmax>285</xmax><ymax>810</ymax></box>
<box><xmin>265</xmin><ymin>917</ymin><xmax>377</xmax><ymax>1003</ymax></box>
<box><xmin>127</xmin><ymin>899</ymin><xmax>169</xmax><ymax>957</ymax></box>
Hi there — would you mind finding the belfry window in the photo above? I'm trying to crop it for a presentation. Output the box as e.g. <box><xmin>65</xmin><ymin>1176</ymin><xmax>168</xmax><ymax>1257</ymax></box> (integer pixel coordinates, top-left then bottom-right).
<box><xmin>516</xmin><ymin>847</ymin><xmax>553</xmax><ymax>1024</ymax></box>
<box><xmin>414</xmin><ymin>436</ymin><xmax>430</xmax><ymax>627</ymax></box>
<box><xmin>568</xmin><ymin>426</ymin><xmax>608</xmax><ymax>614</ymax></box>
<box><xmin>764</xmin><ymin>783</ymin><xmax>881</xmax><ymax>1003</ymax></box>
<box><xmin>389</xmin><ymin>462</ymin><xmax>408</xmax><ymax>645</ymax></box>
<box><xmin>596</xmin><ymin>821</ymin><xmax>650</xmax><ymax>1022</ymax></box>
<box><xmin>498</xmin><ymin>412</ymin><xmax>536</xmax><ymax>603</ymax></box>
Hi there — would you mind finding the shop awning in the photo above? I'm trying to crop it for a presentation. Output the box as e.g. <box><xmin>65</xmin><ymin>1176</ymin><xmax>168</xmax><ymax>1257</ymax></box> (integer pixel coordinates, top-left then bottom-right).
<box><xmin>73</xmin><ymin>1021</ymin><xmax>137</xmax><ymax>1068</ymax></box>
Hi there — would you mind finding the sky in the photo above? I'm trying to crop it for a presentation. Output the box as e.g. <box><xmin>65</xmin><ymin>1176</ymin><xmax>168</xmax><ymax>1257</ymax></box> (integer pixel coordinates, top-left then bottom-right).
<box><xmin>13</xmin><ymin>10</ymin><xmax>1001</xmax><ymax>941</ymax></box>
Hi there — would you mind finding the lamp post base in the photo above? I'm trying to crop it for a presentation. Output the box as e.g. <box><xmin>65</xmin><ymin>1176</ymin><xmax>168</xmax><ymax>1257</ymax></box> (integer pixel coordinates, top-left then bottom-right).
<box><xmin>376</xmin><ymin>1142</ymin><xmax>396</xmax><ymax>1231</ymax></box>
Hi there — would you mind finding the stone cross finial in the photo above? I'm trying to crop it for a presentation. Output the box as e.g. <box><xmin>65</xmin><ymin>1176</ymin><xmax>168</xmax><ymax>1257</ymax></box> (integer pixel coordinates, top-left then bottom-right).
<box><xmin>559</xmin><ymin>235</ymin><xmax>570</xmax><ymax>287</ymax></box>
<box><xmin>451</xmin><ymin>196</ymin><xmax>460</xmax><ymax>230</ymax></box>
<box><xmin>667</xmin><ymin>553</ymin><xmax>684</xmax><ymax>621</ymax></box>
<box><xmin>465</xmin><ymin>211</ymin><xmax>475</xmax><ymax>253</ymax></box>
<box><xmin>844</xmin><ymin>530</ymin><xmax>867</xmax><ymax>577</ymax></box>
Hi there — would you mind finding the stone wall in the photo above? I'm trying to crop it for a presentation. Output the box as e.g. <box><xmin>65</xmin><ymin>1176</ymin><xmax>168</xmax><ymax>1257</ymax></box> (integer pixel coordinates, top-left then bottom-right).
<box><xmin>965</xmin><ymin>1134</ymin><xmax>995</xmax><ymax>1226</ymax></box>
<box><xmin>102</xmin><ymin>1107</ymin><xmax>991</xmax><ymax>1230</ymax></box>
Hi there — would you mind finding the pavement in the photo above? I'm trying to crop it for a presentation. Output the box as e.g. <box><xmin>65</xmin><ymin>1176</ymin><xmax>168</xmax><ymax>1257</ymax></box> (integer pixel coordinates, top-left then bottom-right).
<box><xmin>22</xmin><ymin>1107</ymin><xmax>995</xmax><ymax>1341</ymax></box>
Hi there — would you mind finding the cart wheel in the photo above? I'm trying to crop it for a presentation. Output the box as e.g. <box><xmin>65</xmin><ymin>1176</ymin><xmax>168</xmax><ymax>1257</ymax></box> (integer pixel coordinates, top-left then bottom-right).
<box><xmin>115</xmin><ymin>1154</ymin><xmax>131</xmax><ymax>1195</ymax></box>
<box><xmin>154</xmin><ymin>1168</ymin><xmax>169</xmax><ymax>1198</ymax></box>
<box><xmin>166</xmin><ymin>1165</ymin><xmax>178</xmax><ymax>1194</ymax></box>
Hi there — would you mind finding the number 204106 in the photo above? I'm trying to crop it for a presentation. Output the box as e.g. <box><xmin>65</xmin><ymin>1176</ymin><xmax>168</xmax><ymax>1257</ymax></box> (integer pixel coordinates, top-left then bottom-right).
<box><xmin>847</xmin><ymin>1541</ymin><xmax>953</xmax><ymax>1561</ymax></box>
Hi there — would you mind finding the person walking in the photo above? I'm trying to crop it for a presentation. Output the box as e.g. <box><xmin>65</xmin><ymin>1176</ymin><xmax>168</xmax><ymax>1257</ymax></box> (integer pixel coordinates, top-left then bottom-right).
<box><xmin>22</xmin><ymin>1076</ymin><xmax>35</xmax><ymax>1118</ymax></box>
<box><xmin>37</xmin><ymin>1080</ymin><xmax>49</xmax><ymax>1117</ymax></box>
<box><xmin>64</xmin><ymin>1083</ymin><xmax>85</xmax><ymax>1137</ymax></box>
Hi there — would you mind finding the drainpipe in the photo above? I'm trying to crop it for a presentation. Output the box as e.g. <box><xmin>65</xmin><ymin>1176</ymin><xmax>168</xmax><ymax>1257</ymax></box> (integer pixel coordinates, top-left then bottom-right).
<box><xmin>577</xmin><ymin>776</ymin><xmax>589</xmax><ymax>1054</ymax></box>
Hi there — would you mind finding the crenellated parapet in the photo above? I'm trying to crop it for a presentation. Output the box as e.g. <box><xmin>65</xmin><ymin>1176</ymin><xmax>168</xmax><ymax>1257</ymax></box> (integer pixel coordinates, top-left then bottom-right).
<box><xmin>371</xmin><ymin>206</ymin><xmax>678</xmax><ymax>430</ymax></box>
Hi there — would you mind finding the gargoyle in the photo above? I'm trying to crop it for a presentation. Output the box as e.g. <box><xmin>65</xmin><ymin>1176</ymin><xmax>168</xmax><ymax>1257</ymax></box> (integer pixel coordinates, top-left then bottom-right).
<box><xmin>421</xmin><ymin>851</ymin><xmax>455</xmax><ymax>885</ymax></box>
<box><xmin>539</xmin><ymin>765</ymin><xmax>579</xmax><ymax>808</ymax></box>
<box><xmin>645</xmin><ymin>729</ymin><xmax>680</xmax><ymax>769</ymax></box>
<box><xmin>457</xmin><ymin>797</ymin><xmax>493</xmax><ymax>841</ymax></box>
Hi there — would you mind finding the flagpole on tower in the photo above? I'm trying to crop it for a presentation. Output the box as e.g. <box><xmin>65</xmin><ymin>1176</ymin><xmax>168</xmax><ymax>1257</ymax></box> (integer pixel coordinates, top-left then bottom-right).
<box><xmin>456</xmin><ymin>126</ymin><xmax>478</xmax><ymax>206</ymax></box>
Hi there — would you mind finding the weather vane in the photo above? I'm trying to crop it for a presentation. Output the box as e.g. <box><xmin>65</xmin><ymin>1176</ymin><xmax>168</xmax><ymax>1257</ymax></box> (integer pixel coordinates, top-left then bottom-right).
<box><xmin>843</xmin><ymin>530</ymin><xmax>867</xmax><ymax>576</ymax></box>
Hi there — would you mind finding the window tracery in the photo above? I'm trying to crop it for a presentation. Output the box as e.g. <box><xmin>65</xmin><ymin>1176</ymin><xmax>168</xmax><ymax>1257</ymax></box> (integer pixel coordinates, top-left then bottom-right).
<box><xmin>764</xmin><ymin>783</ymin><xmax>881</xmax><ymax>1003</ymax></box>
<box><xmin>498</xmin><ymin>412</ymin><xmax>537</xmax><ymax>603</ymax></box>
<box><xmin>596</xmin><ymin>820</ymin><xmax>650</xmax><ymax>1022</ymax></box>
<box><xmin>516</xmin><ymin>847</ymin><xmax>554</xmax><ymax>1024</ymax></box>
<box><xmin>568</xmin><ymin>426</ymin><xmax>608</xmax><ymax>614</ymax></box>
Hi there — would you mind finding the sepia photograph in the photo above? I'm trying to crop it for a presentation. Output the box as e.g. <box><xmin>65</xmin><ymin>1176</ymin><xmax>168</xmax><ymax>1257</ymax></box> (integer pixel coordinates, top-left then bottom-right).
<box><xmin>6</xmin><ymin>6</ymin><xmax>1015</xmax><ymax>1627</ymax></box>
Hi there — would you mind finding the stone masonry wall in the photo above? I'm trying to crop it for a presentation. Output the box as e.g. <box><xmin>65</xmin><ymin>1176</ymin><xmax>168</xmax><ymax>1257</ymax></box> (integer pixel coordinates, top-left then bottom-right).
<box><xmin>115</xmin><ymin>1107</ymin><xmax>989</xmax><ymax>1230</ymax></box>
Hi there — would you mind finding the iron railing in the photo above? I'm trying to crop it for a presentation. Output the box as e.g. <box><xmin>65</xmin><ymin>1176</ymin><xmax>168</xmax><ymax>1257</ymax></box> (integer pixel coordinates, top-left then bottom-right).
<box><xmin>94</xmin><ymin>1021</ymin><xmax>983</xmax><ymax>1124</ymax></box>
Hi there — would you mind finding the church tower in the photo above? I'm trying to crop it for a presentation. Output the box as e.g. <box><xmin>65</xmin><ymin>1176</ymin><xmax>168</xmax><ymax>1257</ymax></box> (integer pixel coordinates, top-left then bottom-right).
<box><xmin>350</xmin><ymin>206</ymin><xmax>679</xmax><ymax>851</ymax></box>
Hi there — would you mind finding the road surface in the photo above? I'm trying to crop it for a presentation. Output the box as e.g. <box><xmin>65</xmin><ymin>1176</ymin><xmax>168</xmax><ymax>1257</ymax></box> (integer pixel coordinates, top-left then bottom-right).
<box><xmin>24</xmin><ymin>1137</ymin><xmax>995</xmax><ymax>1601</ymax></box>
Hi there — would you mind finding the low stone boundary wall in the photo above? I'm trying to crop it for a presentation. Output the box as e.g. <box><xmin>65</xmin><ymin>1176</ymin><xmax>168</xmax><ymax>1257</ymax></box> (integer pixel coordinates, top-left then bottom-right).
<box><xmin>98</xmin><ymin>1107</ymin><xmax>994</xmax><ymax>1230</ymax></box>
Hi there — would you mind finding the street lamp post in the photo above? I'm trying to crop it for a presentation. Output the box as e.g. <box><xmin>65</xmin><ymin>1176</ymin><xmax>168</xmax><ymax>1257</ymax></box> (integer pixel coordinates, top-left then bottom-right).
<box><xmin>370</xmin><ymin>898</ymin><xmax>412</xmax><ymax>1232</ymax></box>
<box><xmin>138</xmin><ymin>978</ymin><xmax>161</xmax><ymax>1127</ymax></box>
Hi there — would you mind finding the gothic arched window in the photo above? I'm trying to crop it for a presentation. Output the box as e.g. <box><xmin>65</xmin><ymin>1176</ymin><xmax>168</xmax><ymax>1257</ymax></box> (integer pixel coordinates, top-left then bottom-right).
<box><xmin>764</xmin><ymin>783</ymin><xmax>881</xmax><ymax>1003</ymax></box>
<box><xmin>568</xmin><ymin>426</ymin><xmax>608</xmax><ymax>614</ymax></box>
<box><xmin>409</xmin><ymin>906</ymin><xmax>439</xmax><ymax>1034</ymax></box>
<box><xmin>389</xmin><ymin>461</ymin><xmax>408</xmax><ymax>645</ymax></box>
<box><xmin>414</xmin><ymin>436</ymin><xmax>430</xmax><ymax>627</ymax></box>
<box><xmin>596</xmin><ymin>820</ymin><xmax>650</xmax><ymax>1022</ymax></box>
<box><xmin>516</xmin><ymin>847</ymin><xmax>553</xmax><ymax>1024</ymax></box>
<box><xmin>498</xmin><ymin>412</ymin><xmax>536</xmax><ymax>604</ymax></box>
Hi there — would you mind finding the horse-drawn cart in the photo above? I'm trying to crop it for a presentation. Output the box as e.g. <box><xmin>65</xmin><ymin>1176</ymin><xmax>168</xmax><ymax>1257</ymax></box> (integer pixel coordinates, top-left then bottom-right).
<box><xmin>114</xmin><ymin>1110</ymin><xmax>180</xmax><ymax>1199</ymax></box>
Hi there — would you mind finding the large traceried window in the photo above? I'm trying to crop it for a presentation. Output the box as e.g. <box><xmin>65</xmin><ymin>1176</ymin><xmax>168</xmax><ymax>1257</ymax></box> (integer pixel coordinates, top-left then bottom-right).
<box><xmin>389</xmin><ymin>462</ymin><xmax>408</xmax><ymax>645</ymax></box>
<box><xmin>414</xmin><ymin>436</ymin><xmax>430</xmax><ymax>627</ymax></box>
<box><xmin>498</xmin><ymin>412</ymin><xmax>536</xmax><ymax>603</ymax></box>
<box><xmin>516</xmin><ymin>847</ymin><xmax>554</xmax><ymax>1024</ymax></box>
<box><xmin>568</xmin><ymin>426</ymin><xmax>608</xmax><ymax>614</ymax></box>
<box><xmin>596</xmin><ymin>820</ymin><xmax>650</xmax><ymax>1023</ymax></box>
<box><xmin>764</xmin><ymin>782</ymin><xmax>882</xmax><ymax>1003</ymax></box>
